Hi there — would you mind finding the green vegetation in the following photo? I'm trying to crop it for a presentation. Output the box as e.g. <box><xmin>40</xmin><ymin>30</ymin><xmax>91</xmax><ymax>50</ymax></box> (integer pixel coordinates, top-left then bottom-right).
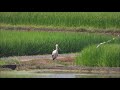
<box><xmin>0</xmin><ymin>12</ymin><xmax>120</xmax><ymax>31</ymax></box>
<box><xmin>1</xmin><ymin>30</ymin><xmax>119</xmax><ymax>57</ymax></box>
<box><xmin>76</xmin><ymin>44</ymin><xmax>120</xmax><ymax>67</ymax></box>
<box><xmin>0</xmin><ymin>71</ymin><xmax>37</xmax><ymax>78</ymax></box>
<box><xmin>0</xmin><ymin>12</ymin><xmax>120</xmax><ymax>67</ymax></box>
<box><xmin>0</xmin><ymin>59</ymin><xmax>19</xmax><ymax>65</ymax></box>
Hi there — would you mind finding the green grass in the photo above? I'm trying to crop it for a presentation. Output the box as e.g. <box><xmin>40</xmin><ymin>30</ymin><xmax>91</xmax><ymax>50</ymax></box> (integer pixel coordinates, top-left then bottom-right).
<box><xmin>0</xmin><ymin>30</ymin><xmax>119</xmax><ymax>57</ymax></box>
<box><xmin>0</xmin><ymin>59</ymin><xmax>19</xmax><ymax>65</ymax></box>
<box><xmin>76</xmin><ymin>44</ymin><xmax>120</xmax><ymax>67</ymax></box>
<box><xmin>0</xmin><ymin>71</ymin><xmax>38</xmax><ymax>78</ymax></box>
<box><xmin>0</xmin><ymin>12</ymin><xmax>120</xmax><ymax>31</ymax></box>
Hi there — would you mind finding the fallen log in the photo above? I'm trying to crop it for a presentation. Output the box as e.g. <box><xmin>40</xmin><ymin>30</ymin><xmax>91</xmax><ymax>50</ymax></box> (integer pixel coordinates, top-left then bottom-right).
<box><xmin>0</xmin><ymin>65</ymin><xmax>17</xmax><ymax>70</ymax></box>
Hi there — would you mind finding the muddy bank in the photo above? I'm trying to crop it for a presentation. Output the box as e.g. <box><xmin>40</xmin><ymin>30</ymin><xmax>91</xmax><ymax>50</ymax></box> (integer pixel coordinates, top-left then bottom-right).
<box><xmin>0</xmin><ymin>54</ymin><xmax>120</xmax><ymax>74</ymax></box>
<box><xmin>0</xmin><ymin>53</ymin><xmax>77</xmax><ymax>61</ymax></box>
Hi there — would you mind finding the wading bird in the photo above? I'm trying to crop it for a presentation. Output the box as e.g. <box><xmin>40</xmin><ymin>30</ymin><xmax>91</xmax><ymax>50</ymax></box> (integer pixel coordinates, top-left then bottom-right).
<box><xmin>52</xmin><ymin>44</ymin><xmax>58</xmax><ymax>60</ymax></box>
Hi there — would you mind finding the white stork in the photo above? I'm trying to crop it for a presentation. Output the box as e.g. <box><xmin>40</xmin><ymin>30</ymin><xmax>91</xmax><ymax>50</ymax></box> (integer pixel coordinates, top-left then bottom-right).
<box><xmin>52</xmin><ymin>44</ymin><xmax>58</xmax><ymax>60</ymax></box>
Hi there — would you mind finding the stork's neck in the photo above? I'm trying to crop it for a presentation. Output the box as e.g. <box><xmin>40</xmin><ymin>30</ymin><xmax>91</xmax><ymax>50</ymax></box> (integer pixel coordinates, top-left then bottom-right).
<box><xmin>56</xmin><ymin>46</ymin><xmax>58</xmax><ymax>51</ymax></box>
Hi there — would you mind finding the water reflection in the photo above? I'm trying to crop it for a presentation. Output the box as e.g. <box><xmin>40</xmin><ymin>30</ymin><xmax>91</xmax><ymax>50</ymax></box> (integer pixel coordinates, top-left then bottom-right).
<box><xmin>75</xmin><ymin>74</ymin><xmax>120</xmax><ymax>78</ymax></box>
<box><xmin>0</xmin><ymin>71</ymin><xmax>120</xmax><ymax>78</ymax></box>
<box><xmin>34</xmin><ymin>73</ymin><xmax>120</xmax><ymax>78</ymax></box>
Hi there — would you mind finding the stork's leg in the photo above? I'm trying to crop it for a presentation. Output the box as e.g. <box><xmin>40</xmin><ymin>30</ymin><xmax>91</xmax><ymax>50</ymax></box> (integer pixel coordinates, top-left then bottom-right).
<box><xmin>54</xmin><ymin>59</ymin><xmax>57</xmax><ymax>67</ymax></box>
<box><xmin>52</xmin><ymin>55</ymin><xmax>55</xmax><ymax>60</ymax></box>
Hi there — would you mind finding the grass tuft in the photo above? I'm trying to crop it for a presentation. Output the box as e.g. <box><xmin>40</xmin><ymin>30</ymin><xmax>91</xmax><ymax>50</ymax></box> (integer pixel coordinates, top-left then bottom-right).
<box><xmin>76</xmin><ymin>44</ymin><xmax>120</xmax><ymax>67</ymax></box>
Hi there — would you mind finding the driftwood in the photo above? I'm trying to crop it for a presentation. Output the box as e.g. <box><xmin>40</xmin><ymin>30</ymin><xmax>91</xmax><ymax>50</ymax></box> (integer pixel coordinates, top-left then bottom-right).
<box><xmin>0</xmin><ymin>65</ymin><xmax>17</xmax><ymax>70</ymax></box>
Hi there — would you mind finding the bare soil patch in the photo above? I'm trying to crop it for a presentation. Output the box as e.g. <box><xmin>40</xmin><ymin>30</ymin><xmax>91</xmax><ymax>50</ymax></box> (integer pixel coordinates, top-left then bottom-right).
<box><xmin>0</xmin><ymin>53</ymin><xmax>120</xmax><ymax>74</ymax></box>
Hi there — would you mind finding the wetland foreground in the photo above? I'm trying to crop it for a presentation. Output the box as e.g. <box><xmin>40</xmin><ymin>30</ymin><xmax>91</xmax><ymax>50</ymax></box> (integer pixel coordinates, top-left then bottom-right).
<box><xmin>0</xmin><ymin>69</ymin><xmax>120</xmax><ymax>78</ymax></box>
<box><xmin>0</xmin><ymin>54</ymin><xmax>120</xmax><ymax>78</ymax></box>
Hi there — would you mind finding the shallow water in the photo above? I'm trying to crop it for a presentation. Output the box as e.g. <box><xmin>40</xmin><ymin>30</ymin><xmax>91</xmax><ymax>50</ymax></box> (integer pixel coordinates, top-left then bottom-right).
<box><xmin>0</xmin><ymin>70</ymin><xmax>120</xmax><ymax>78</ymax></box>
<box><xmin>34</xmin><ymin>73</ymin><xmax>120</xmax><ymax>78</ymax></box>
<box><xmin>33</xmin><ymin>73</ymin><xmax>120</xmax><ymax>78</ymax></box>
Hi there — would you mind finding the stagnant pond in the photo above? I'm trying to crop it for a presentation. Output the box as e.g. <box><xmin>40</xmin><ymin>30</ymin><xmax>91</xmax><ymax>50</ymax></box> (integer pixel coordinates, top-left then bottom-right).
<box><xmin>0</xmin><ymin>70</ymin><xmax>120</xmax><ymax>78</ymax></box>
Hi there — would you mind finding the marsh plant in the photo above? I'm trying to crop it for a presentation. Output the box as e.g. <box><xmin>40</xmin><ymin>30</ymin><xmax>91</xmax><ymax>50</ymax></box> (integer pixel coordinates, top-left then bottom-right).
<box><xmin>76</xmin><ymin>44</ymin><xmax>120</xmax><ymax>67</ymax></box>
<box><xmin>1</xmin><ymin>30</ymin><xmax>119</xmax><ymax>57</ymax></box>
